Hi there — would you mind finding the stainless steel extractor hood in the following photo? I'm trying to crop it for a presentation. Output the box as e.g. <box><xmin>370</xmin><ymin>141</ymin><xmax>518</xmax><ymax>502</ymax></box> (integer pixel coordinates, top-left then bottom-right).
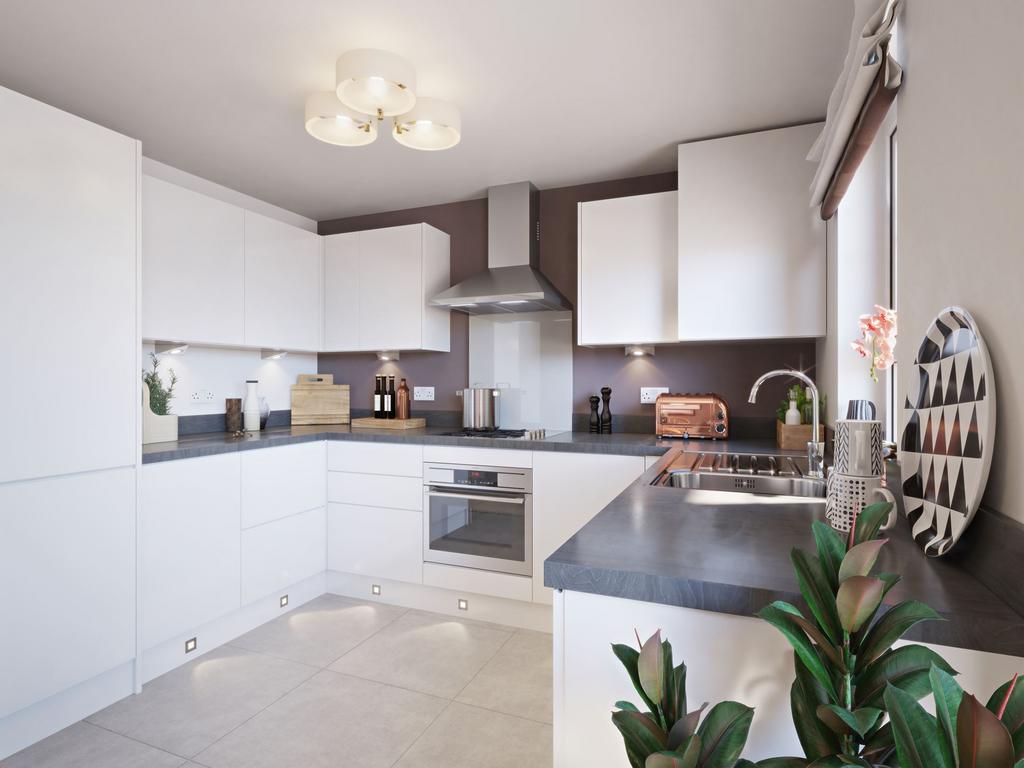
<box><xmin>431</xmin><ymin>181</ymin><xmax>572</xmax><ymax>314</ymax></box>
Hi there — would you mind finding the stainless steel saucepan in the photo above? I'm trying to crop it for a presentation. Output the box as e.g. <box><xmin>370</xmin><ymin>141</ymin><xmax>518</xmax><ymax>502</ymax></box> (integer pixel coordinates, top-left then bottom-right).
<box><xmin>455</xmin><ymin>387</ymin><xmax>501</xmax><ymax>429</ymax></box>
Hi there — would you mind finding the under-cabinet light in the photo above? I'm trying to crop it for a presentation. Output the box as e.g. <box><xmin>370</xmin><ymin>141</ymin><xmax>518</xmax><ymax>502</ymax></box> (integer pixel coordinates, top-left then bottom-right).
<box><xmin>376</xmin><ymin>350</ymin><xmax>400</xmax><ymax>361</ymax></box>
<box><xmin>261</xmin><ymin>349</ymin><xmax>288</xmax><ymax>360</ymax></box>
<box><xmin>155</xmin><ymin>342</ymin><xmax>189</xmax><ymax>356</ymax></box>
<box><xmin>625</xmin><ymin>345</ymin><xmax>655</xmax><ymax>357</ymax></box>
<box><xmin>184</xmin><ymin>637</ymin><xmax>197</xmax><ymax>653</ymax></box>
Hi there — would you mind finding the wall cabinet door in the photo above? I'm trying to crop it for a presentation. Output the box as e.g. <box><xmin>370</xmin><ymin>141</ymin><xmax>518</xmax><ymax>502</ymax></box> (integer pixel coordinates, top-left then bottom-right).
<box><xmin>0</xmin><ymin>468</ymin><xmax>135</xmax><ymax>719</ymax></box>
<box><xmin>0</xmin><ymin>86</ymin><xmax>138</xmax><ymax>483</ymax></box>
<box><xmin>323</xmin><ymin>232</ymin><xmax>360</xmax><ymax>351</ymax></box>
<box><xmin>677</xmin><ymin>123</ymin><xmax>825</xmax><ymax>340</ymax></box>
<box><xmin>241</xmin><ymin>441</ymin><xmax>326</xmax><ymax>529</ymax></box>
<box><xmin>244</xmin><ymin>210</ymin><xmax>321</xmax><ymax>351</ymax></box>
<box><xmin>142</xmin><ymin>175</ymin><xmax>245</xmax><ymax>346</ymax></box>
<box><xmin>242</xmin><ymin>506</ymin><xmax>326</xmax><ymax>604</ymax></box>
<box><xmin>578</xmin><ymin>191</ymin><xmax>678</xmax><ymax>345</ymax></box>
<box><xmin>327</xmin><ymin>503</ymin><xmax>423</xmax><ymax>584</ymax></box>
<box><xmin>531</xmin><ymin>452</ymin><xmax>643</xmax><ymax>604</ymax></box>
<box><xmin>357</xmin><ymin>224</ymin><xmax>424</xmax><ymax>351</ymax></box>
<box><xmin>141</xmin><ymin>454</ymin><xmax>242</xmax><ymax>649</ymax></box>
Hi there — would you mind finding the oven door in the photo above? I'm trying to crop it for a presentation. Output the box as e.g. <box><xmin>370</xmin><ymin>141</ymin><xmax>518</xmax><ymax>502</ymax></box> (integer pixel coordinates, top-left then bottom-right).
<box><xmin>423</xmin><ymin>485</ymin><xmax>532</xmax><ymax>576</ymax></box>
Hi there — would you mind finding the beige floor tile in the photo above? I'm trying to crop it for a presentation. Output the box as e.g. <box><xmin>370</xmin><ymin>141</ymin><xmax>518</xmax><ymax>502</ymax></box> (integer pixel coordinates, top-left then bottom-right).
<box><xmin>456</xmin><ymin>629</ymin><xmax>553</xmax><ymax>722</ymax></box>
<box><xmin>395</xmin><ymin>701</ymin><xmax>552</xmax><ymax>768</ymax></box>
<box><xmin>193</xmin><ymin>670</ymin><xmax>447</xmax><ymax>768</ymax></box>
<box><xmin>230</xmin><ymin>595</ymin><xmax>407</xmax><ymax>667</ymax></box>
<box><xmin>328</xmin><ymin>610</ymin><xmax>512</xmax><ymax>698</ymax></box>
<box><xmin>87</xmin><ymin>645</ymin><xmax>316</xmax><ymax>758</ymax></box>
<box><xmin>4</xmin><ymin>721</ymin><xmax>185</xmax><ymax>768</ymax></box>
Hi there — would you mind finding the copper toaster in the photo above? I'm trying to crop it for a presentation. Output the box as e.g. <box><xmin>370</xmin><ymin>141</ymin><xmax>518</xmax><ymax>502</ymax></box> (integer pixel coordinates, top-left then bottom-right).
<box><xmin>655</xmin><ymin>393</ymin><xmax>729</xmax><ymax>439</ymax></box>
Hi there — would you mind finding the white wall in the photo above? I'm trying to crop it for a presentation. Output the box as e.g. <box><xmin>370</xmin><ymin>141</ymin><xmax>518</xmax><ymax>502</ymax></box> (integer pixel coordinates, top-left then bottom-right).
<box><xmin>142</xmin><ymin>343</ymin><xmax>317</xmax><ymax>415</ymax></box>
<box><xmin>896</xmin><ymin>0</ymin><xmax>1024</xmax><ymax>521</ymax></box>
<box><xmin>469</xmin><ymin>311</ymin><xmax>573</xmax><ymax>432</ymax></box>
<box><xmin>817</xmin><ymin>107</ymin><xmax>894</xmax><ymax>428</ymax></box>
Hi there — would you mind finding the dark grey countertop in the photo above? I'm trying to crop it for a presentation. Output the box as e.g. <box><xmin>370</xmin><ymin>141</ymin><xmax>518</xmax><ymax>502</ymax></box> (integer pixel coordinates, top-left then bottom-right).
<box><xmin>141</xmin><ymin>425</ymin><xmax>795</xmax><ymax>464</ymax></box>
<box><xmin>544</xmin><ymin>457</ymin><xmax>1024</xmax><ymax>657</ymax></box>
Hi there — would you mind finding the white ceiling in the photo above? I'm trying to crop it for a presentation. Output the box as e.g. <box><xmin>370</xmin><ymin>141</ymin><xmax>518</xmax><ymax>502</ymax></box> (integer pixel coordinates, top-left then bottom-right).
<box><xmin>0</xmin><ymin>0</ymin><xmax>851</xmax><ymax>221</ymax></box>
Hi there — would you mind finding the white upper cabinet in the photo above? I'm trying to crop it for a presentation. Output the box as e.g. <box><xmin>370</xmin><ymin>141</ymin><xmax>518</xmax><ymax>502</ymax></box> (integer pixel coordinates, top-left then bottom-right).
<box><xmin>0</xmin><ymin>85</ymin><xmax>138</xmax><ymax>483</ymax></box>
<box><xmin>323</xmin><ymin>232</ymin><xmax>361</xmax><ymax>351</ymax></box>
<box><xmin>677</xmin><ymin>123</ymin><xmax>826</xmax><ymax>341</ymax></box>
<box><xmin>244</xmin><ymin>210</ymin><xmax>322</xmax><ymax>351</ymax></box>
<box><xmin>577</xmin><ymin>191</ymin><xmax>678</xmax><ymax>345</ymax></box>
<box><xmin>142</xmin><ymin>175</ymin><xmax>245</xmax><ymax>346</ymax></box>
<box><xmin>324</xmin><ymin>223</ymin><xmax>451</xmax><ymax>352</ymax></box>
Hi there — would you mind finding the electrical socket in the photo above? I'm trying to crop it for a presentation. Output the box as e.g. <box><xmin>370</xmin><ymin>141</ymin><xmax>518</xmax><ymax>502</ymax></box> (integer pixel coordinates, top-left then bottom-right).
<box><xmin>190</xmin><ymin>389</ymin><xmax>215</xmax><ymax>403</ymax></box>
<box><xmin>640</xmin><ymin>387</ymin><xmax>669</xmax><ymax>404</ymax></box>
<box><xmin>413</xmin><ymin>386</ymin><xmax>435</xmax><ymax>401</ymax></box>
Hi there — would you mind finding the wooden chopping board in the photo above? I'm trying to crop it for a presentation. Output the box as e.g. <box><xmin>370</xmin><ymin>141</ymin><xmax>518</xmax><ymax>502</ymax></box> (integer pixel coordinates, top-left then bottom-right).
<box><xmin>291</xmin><ymin>374</ymin><xmax>350</xmax><ymax>425</ymax></box>
<box><xmin>351</xmin><ymin>417</ymin><xmax>427</xmax><ymax>430</ymax></box>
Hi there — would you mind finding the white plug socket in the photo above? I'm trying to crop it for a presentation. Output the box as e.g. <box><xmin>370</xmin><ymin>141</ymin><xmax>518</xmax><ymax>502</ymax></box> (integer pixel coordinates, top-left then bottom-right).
<box><xmin>640</xmin><ymin>387</ymin><xmax>670</xmax><ymax>404</ymax></box>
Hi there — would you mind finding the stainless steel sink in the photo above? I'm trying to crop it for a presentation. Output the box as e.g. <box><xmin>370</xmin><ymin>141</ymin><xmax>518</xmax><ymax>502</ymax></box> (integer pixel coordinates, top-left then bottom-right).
<box><xmin>653</xmin><ymin>452</ymin><xmax>827</xmax><ymax>499</ymax></box>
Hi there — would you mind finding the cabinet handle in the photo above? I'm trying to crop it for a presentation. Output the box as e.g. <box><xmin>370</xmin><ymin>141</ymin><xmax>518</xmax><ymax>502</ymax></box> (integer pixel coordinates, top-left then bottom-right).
<box><xmin>425</xmin><ymin>491</ymin><xmax>524</xmax><ymax>505</ymax></box>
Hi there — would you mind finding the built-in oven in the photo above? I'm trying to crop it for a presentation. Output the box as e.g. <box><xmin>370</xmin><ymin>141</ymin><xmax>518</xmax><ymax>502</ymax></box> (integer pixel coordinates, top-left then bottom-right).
<box><xmin>423</xmin><ymin>462</ymin><xmax>532</xmax><ymax>577</ymax></box>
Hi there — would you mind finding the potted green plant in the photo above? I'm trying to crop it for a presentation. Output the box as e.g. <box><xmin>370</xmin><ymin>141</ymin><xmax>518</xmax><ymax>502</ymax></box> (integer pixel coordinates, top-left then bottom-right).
<box><xmin>142</xmin><ymin>352</ymin><xmax>179</xmax><ymax>444</ymax></box>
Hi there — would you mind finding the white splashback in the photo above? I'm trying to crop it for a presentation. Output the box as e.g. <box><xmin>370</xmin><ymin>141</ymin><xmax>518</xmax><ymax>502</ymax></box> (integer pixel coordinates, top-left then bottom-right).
<box><xmin>468</xmin><ymin>311</ymin><xmax>573</xmax><ymax>431</ymax></box>
<box><xmin>141</xmin><ymin>342</ymin><xmax>318</xmax><ymax>415</ymax></box>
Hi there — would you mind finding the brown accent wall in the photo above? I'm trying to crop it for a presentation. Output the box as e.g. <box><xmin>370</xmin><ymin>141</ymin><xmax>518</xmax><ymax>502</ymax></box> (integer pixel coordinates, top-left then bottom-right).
<box><xmin>319</xmin><ymin>174</ymin><xmax>815</xmax><ymax>421</ymax></box>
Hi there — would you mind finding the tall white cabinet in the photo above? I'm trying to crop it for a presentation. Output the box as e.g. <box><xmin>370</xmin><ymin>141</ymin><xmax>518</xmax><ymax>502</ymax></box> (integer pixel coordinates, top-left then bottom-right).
<box><xmin>0</xmin><ymin>85</ymin><xmax>139</xmax><ymax>757</ymax></box>
<box><xmin>677</xmin><ymin>122</ymin><xmax>826</xmax><ymax>340</ymax></box>
<box><xmin>577</xmin><ymin>191</ymin><xmax>678</xmax><ymax>345</ymax></box>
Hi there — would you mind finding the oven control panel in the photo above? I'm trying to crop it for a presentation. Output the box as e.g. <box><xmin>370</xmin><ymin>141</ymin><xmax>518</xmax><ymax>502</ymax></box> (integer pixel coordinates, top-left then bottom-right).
<box><xmin>424</xmin><ymin>463</ymin><xmax>532</xmax><ymax>493</ymax></box>
<box><xmin>453</xmin><ymin>468</ymin><xmax>498</xmax><ymax>487</ymax></box>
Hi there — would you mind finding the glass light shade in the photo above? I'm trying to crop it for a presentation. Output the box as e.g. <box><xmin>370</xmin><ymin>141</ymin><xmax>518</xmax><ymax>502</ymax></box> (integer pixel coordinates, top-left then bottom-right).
<box><xmin>305</xmin><ymin>92</ymin><xmax>377</xmax><ymax>146</ymax></box>
<box><xmin>392</xmin><ymin>98</ymin><xmax>461</xmax><ymax>151</ymax></box>
<box><xmin>336</xmin><ymin>49</ymin><xmax>417</xmax><ymax>117</ymax></box>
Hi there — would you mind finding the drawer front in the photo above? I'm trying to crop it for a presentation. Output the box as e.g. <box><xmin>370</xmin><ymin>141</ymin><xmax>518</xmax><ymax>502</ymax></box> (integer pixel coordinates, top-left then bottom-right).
<box><xmin>241</xmin><ymin>442</ymin><xmax>326</xmax><ymax>529</ymax></box>
<box><xmin>327</xmin><ymin>503</ymin><xmax>423</xmax><ymax>584</ymax></box>
<box><xmin>328</xmin><ymin>472</ymin><xmax>422</xmax><ymax>510</ymax></box>
<box><xmin>327</xmin><ymin>441</ymin><xmax>423</xmax><ymax>476</ymax></box>
<box><xmin>421</xmin><ymin>445</ymin><xmax>532</xmax><ymax>468</ymax></box>
<box><xmin>422</xmin><ymin>562</ymin><xmax>532</xmax><ymax>602</ymax></box>
<box><xmin>241</xmin><ymin>506</ymin><xmax>326</xmax><ymax>604</ymax></box>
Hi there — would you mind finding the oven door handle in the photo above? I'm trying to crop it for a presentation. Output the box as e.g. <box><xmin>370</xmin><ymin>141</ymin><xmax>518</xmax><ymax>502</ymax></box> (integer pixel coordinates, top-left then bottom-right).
<box><xmin>425</xmin><ymin>490</ymin><xmax>525</xmax><ymax>505</ymax></box>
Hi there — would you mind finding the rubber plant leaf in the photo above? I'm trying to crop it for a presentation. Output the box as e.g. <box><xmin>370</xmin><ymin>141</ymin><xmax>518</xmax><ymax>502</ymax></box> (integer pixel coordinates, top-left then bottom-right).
<box><xmin>767</xmin><ymin>601</ymin><xmax>845</xmax><ymax>670</ymax></box>
<box><xmin>667</xmin><ymin>703</ymin><xmax>707</xmax><ymax>750</ymax></box>
<box><xmin>855</xmin><ymin>644</ymin><xmax>957</xmax><ymax>709</ymax></box>
<box><xmin>617</xmin><ymin>701</ymin><xmax>641</xmax><ymax>712</ymax></box>
<box><xmin>660</xmin><ymin>638</ymin><xmax>677</xmax><ymax>724</ymax></box>
<box><xmin>613</xmin><ymin>710</ymin><xmax>669</xmax><ymax>768</ymax></box>
<box><xmin>860</xmin><ymin>721</ymin><xmax>895</xmax><ymax>765</ymax></box>
<box><xmin>959</xmin><ymin>692</ymin><xmax>1016</xmax><ymax>768</ymax></box>
<box><xmin>857</xmin><ymin>601</ymin><xmax>943</xmax><ymax>670</ymax></box>
<box><xmin>646</xmin><ymin>735</ymin><xmax>701</xmax><ymax>768</ymax></box>
<box><xmin>790</xmin><ymin>548</ymin><xmax>842</xmax><ymax>645</ymax></box>
<box><xmin>695</xmin><ymin>701</ymin><xmax>754</xmax><ymax>768</ymax></box>
<box><xmin>639</xmin><ymin>631</ymin><xmax>665</xmax><ymax>707</ymax></box>
<box><xmin>753</xmin><ymin>760</ymin><xmax>811</xmax><ymax>767</ymax></box>
<box><xmin>836</xmin><ymin>575</ymin><xmax>885</xmax><ymax>633</ymax></box>
<box><xmin>791</xmin><ymin>659</ymin><xmax>841</xmax><ymax>759</ymax></box>
<box><xmin>812</xmin><ymin>520</ymin><xmax>846</xmax><ymax>590</ymax></box>
<box><xmin>853</xmin><ymin>501</ymin><xmax>893</xmax><ymax>545</ymax></box>
<box><xmin>837</xmin><ymin>539</ymin><xmax>887</xmax><ymax>583</ymax></box>
<box><xmin>931</xmin><ymin>663</ymin><xmax>965</xmax><ymax>763</ymax></box>
<box><xmin>987</xmin><ymin>675</ymin><xmax>1024</xmax><ymax>761</ymax></box>
<box><xmin>759</xmin><ymin>602</ymin><xmax>839</xmax><ymax>700</ymax></box>
<box><xmin>815</xmin><ymin>704</ymin><xmax>883</xmax><ymax>737</ymax></box>
<box><xmin>884</xmin><ymin>683</ymin><xmax>955</xmax><ymax>768</ymax></box>
<box><xmin>613</xmin><ymin>643</ymin><xmax>660</xmax><ymax>714</ymax></box>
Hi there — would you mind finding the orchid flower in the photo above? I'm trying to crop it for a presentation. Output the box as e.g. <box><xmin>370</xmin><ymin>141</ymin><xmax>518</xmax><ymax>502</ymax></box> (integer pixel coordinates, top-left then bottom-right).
<box><xmin>851</xmin><ymin>305</ymin><xmax>897</xmax><ymax>382</ymax></box>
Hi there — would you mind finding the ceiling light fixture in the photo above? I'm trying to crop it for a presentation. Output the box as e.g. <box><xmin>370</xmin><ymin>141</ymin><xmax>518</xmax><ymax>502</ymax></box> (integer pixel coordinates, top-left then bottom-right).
<box><xmin>393</xmin><ymin>98</ymin><xmax>461</xmax><ymax>151</ymax></box>
<box><xmin>304</xmin><ymin>92</ymin><xmax>377</xmax><ymax>146</ymax></box>
<box><xmin>307</xmin><ymin>49</ymin><xmax>460</xmax><ymax>151</ymax></box>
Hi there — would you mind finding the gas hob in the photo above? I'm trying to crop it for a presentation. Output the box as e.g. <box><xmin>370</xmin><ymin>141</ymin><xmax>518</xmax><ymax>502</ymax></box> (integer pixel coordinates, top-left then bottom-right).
<box><xmin>441</xmin><ymin>428</ymin><xmax>547</xmax><ymax>440</ymax></box>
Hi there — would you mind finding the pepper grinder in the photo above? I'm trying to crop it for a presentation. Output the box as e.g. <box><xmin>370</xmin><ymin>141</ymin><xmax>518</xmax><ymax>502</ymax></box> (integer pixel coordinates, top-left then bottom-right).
<box><xmin>588</xmin><ymin>396</ymin><xmax>601</xmax><ymax>433</ymax></box>
<box><xmin>600</xmin><ymin>386</ymin><xmax>612</xmax><ymax>434</ymax></box>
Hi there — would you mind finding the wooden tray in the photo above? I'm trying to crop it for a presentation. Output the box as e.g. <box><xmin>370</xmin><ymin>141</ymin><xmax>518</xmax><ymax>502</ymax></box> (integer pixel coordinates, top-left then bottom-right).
<box><xmin>776</xmin><ymin>420</ymin><xmax>825</xmax><ymax>450</ymax></box>
<box><xmin>351</xmin><ymin>417</ymin><xmax>427</xmax><ymax>430</ymax></box>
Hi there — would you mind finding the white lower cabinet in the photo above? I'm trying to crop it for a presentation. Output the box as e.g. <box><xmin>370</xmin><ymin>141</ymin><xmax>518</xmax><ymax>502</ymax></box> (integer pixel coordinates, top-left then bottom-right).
<box><xmin>241</xmin><ymin>441</ymin><xmax>326</xmax><ymax>528</ymax></box>
<box><xmin>242</xmin><ymin>507</ymin><xmax>326</xmax><ymax>604</ymax></box>
<box><xmin>0</xmin><ymin>468</ymin><xmax>135</xmax><ymax>719</ymax></box>
<box><xmin>531</xmin><ymin>452</ymin><xmax>645</xmax><ymax>604</ymax></box>
<box><xmin>141</xmin><ymin>454</ymin><xmax>242</xmax><ymax>649</ymax></box>
<box><xmin>327</xmin><ymin>472</ymin><xmax>421</xmax><ymax>510</ymax></box>
<box><xmin>328</xmin><ymin>503</ymin><xmax>423</xmax><ymax>584</ymax></box>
